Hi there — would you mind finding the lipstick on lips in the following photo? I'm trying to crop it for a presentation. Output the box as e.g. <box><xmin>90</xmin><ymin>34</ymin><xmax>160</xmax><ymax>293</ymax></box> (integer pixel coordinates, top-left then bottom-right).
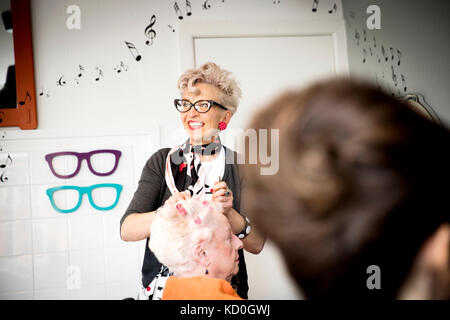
<box><xmin>188</xmin><ymin>120</ymin><xmax>205</xmax><ymax>130</ymax></box>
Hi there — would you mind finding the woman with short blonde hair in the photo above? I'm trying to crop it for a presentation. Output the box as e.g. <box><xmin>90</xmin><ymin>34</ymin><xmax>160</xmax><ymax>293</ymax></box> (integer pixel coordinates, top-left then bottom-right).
<box><xmin>121</xmin><ymin>62</ymin><xmax>264</xmax><ymax>300</ymax></box>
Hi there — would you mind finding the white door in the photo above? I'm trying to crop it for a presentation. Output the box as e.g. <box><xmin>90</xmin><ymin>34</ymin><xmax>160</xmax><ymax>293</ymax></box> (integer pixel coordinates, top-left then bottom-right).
<box><xmin>181</xmin><ymin>20</ymin><xmax>348</xmax><ymax>300</ymax></box>
<box><xmin>194</xmin><ymin>35</ymin><xmax>337</xmax><ymax>131</ymax></box>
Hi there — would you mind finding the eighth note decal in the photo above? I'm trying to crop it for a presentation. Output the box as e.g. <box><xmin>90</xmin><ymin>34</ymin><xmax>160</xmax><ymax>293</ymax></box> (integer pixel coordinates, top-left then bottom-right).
<box><xmin>0</xmin><ymin>153</ymin><xmax>12</xmax><ymax>183</ymax></box>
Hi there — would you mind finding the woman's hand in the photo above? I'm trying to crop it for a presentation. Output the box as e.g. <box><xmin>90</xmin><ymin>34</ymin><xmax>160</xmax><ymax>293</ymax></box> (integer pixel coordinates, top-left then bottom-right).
<box><xmin>163</xmin><ymin>190</ymin><xmax>191</xmax><ymax>208</ymax></box>
<box><xmin>211</xmin><ymin>181</ymin><xmax>233</xmax><ymax>215</ymax></box>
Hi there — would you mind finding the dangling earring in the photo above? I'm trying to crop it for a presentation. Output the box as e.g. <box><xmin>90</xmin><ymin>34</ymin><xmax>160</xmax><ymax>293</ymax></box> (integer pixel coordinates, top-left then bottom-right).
<box><xmin>205</xmin><ymin>269</ymin><xmax>209</xmax><ymax>275</ymax></box>
<box><xmin>218</xmin><ymin>121</ymin><xmax>227</xmax><ymax>131</ymax></box>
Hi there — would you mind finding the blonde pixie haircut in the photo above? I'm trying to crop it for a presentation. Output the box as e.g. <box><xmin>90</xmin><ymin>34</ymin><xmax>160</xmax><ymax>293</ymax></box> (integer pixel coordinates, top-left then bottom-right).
<box><xmin>177</xmin><ymin>62</ymin><xmax>242</xmax><ymax>115</ymax></box>
<box><xmin>149</xmin><ymin>198</ymin><xmax>221</xmax><ymax>276</ymax></box>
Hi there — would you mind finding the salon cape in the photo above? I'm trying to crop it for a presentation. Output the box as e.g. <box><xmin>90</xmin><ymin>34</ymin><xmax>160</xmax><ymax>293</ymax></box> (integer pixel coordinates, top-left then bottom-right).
<box><xmin>162</xmin><ymin>276</ymin><xmax>243</xmax><ymax>300</ymax></box>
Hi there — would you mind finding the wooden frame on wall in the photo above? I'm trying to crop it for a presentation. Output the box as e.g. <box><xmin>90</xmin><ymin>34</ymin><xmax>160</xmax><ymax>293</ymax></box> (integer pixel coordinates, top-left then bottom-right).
<box><xmin>0</xmin><ymin>0</ymin><xmax>37</xmax><ymax>129</ymax></box>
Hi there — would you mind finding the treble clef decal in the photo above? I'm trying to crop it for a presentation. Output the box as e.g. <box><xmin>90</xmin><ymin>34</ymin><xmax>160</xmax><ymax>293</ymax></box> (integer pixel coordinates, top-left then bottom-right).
<box><xmin>56</xmin><ymin>76</ymin><xmax>66</xmax><ymax>87</ymax></box>
<box><xmin>202</xmin><ymin>0</ymin><xmax>211</xmax><ymax>10</ymax></box>
<box><xmin>145</xmin><ymin>15</ymin><xmax>156</xmax><ymax>46</ymax></box>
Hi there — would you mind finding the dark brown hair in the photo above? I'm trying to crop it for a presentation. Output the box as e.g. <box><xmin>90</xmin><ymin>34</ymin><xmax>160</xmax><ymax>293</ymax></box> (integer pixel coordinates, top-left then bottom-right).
<box><xmin>243</xmin><ymin>78</ymin><xmax>450</xmax><ymax>299</ymax></box>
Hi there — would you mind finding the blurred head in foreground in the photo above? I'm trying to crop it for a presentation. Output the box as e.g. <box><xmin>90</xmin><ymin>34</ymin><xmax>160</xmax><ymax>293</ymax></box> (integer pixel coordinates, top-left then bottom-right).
<box><xmin>149</xmin><ymin>198</ymin><xmax>243</xmax><ymax>283</ymax></box>
<box><xmin>243</xmin><ymin>78</ymin><xmax>450</xmax><ymax>299</ymax></box>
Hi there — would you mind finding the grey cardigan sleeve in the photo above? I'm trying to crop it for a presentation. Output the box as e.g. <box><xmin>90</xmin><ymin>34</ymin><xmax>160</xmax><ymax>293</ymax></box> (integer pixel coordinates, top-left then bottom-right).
<box><xmin>119</xmin><ymin>148</ymin><xmax>170</xmax><ymax>229</ymax></box>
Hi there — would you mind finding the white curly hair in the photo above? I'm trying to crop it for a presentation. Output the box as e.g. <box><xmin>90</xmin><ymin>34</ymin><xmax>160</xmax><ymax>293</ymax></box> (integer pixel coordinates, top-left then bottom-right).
<box><xmin>148</xmin><ymin>198</ymin><xmax>221</xmax><ymax>276</ymax></box>
<box><xmin>177</xmin><ymin>62</ymin><xmax>242</xmax><ymax>115</ymax></box>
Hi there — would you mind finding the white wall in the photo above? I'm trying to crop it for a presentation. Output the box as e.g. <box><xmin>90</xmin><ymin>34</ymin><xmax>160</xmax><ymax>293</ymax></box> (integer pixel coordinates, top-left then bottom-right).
<box><xmin>26</xmin><ymin>0</ymin><xmax>344</xmax><ymax>143</ymax></box>
<box><xmin>342</xmin><ymin>0</ymin><xmax>450</xmax><ymax>127</ymax></box>
<box><xmin>0</xmin><ymin>0</ymin><xmax>345</xmax><ymax>299</ymax></box>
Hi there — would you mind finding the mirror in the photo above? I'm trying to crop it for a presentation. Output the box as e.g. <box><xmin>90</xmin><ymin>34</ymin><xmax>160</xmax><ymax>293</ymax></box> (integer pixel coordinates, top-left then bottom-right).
<box><xmin>0</xmin><ymin>0</ymin><xmax>14</xmax><ymax>108</ymax></box>
<box><xmin>0</xmin><ymin>0</ymin><xmax>37</xmax><ymax>129</ymax></box>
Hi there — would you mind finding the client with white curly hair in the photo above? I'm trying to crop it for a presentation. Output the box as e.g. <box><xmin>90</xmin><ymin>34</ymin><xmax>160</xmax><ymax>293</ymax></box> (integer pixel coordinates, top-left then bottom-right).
<box><xmin>121</xmin><ymin>62</ymin><xmax>264</xmax><ymax>299</ymax></box>
<box><xmin>148</xmin><ymin>198</ymin><xmax>244</xmax><ymax>300</ymax></box>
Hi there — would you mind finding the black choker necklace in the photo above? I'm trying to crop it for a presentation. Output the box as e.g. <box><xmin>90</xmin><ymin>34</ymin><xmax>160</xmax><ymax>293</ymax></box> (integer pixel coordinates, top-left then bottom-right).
<box><xmin>182</xmin><ymin>139</ymin><xmax>222</xmax><ymax>156</ymax></box>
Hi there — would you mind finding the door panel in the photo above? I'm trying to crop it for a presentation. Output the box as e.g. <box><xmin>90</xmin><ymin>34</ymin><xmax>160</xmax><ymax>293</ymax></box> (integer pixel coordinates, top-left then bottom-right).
<box><xmin>194</xmin><ymin>35</ymin><xmax>336</xmax><ymax>131</ymax></box>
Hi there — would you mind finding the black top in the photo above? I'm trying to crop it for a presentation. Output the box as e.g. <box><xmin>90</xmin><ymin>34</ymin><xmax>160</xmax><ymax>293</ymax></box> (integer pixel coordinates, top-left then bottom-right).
<box><xmin>120</xmin><ymin>146</ymin><xmax>249</xmax><ymax>299</ymax></box>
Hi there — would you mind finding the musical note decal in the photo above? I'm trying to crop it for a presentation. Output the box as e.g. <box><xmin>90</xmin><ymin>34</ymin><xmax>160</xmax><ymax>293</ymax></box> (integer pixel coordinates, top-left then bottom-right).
<box><xmin>312</xmin><ymin>0</ymin><xmax>319</xmax><ymax>12</ymax></box>
<box><xmin>391</xmin><ymin>65</ymin><xmax>397</xmax><ymax>87</ymax></box>
<box><xmin>145</xmin><ymin>15</ymin><xmax>157</xmax><ymax>46</ymax></box>
<box><xmin>74</xmin><ymin>64</ymin><xmax>84</xmax><ymax>84</ymax></box>
<box><xmin>124</xmin><ymin>41</ymin><xmax>142</xmax><ymax>61</ymax></box>
<box><xmin>397</xmin><ymin>49</ymin><xmax>402</xmax><ymax>66</ymax></box>
<box><xmin>0</xmin><ymin>169</ymin><xmax>9</xmax><ymax>182</ymax></box>
<box><xmin>18</xmin><ymin>91</ymin><xmax>32</xmax><ymax>106</ymax></box>
<box><xmin>377</xmin><ymin>54</ymin><xmax>381</xmax><ymax>63</ymax></box>
<box><xmin>362</xmin><ymin>29</ymin><xmax>367</xmax><ymax>42</ymax></box>
<box><xmin>168</xmin><ymin>24</ymin><xmax>175</xmax><ymax>32</ymax></box>
<box><xmin>273</xmin><ymin>0</ymin><xmax>281</xmax><ymax>4</ymax></box>
<box><xmin>186</xmin><ymin>0</ymin><xmax>192</xmax><ymax>16</ymax></box>
<box><xmin>0</xmin><ymin>153</ymin><xmax>12</xmax><ymax>183</ymax></box>
<box><xmin>381</xmin><ymin>45</ymin><xmax>387</xmax><ymax>61</ymax></box>
<box><xmin>174</xmin><ymin>2</ymin><xmax>183</xmax><ymax>19</ymax></box>
<box><xmin>369</xmin><ymin>47</ymin><xmax>373</xmax><ymax>56</ymax></box>
<box><xmin>328</xmin><ymin>3</ymin><xmax>337</xmax><ymax>14</ymax></box>
<box><xmin>355</xmin><ymin>30</ymin><xmax>360</xmax><ymax>46</ymax></box>
<box><xmin>114</xmin><ymin>61</ymin><xmax>128</xmax><ymax>73</ymax></box>
<box><xmin>94</xmin><ymin>66</ymin><xmax>104</xmax><ymax>81</ymax></box>
<box><xmin>202</xmin><ymin>0</ymin><xmax>211</xmax><ymax>10</ymax></box>
<box><xmin>0</xmin><ymin>133</ymin><xmax>4</xmax><ymax>149</ymax></box>
<box><xmin>77</xmin><ymin>64</ymin><xmax>85</xmax><ymax>78</ymax></box>
<box><xmin>362</xmin><ymin>48</ymin><xmax>367</xmax><ymax>63</ymax></box>
<box><xmin>56</xmin><ymin>76</ymin><xmax>67</xmax><ymax>86</ymax></box>
<box><xmin>39</xmin><ymin>86</ymin><xmax>51</xmax><ymax>98</ymax></box>
<box><xmin>401</xmin><ymin>74</ymin><xmax>407</xmax><ymax>92</ymax></box>
<box><xmin>373</xmin><ymin>36</ymin><xmax>377</xmax><ymax>48</ymax></box>
<box><xmin>0</xmin><ymin>153</ymin><xmax>12</xmax><ymax>169</ymax></box>
<box><xmin>173</xmin><ymin>1</ymin><xmax>183</xmax><ymax>20</ymax></box>
<box><xmin>390</xmin><ymin>47</ymin><xmax>395</xmax><ymax>61</ymax></box>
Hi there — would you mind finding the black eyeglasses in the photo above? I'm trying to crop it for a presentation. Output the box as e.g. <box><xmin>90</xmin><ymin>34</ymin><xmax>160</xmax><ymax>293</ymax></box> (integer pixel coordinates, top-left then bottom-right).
<box><xmin>174</xmin><ymin>99</ymin><xmax>228</xmax><ymax>113</ymax></box>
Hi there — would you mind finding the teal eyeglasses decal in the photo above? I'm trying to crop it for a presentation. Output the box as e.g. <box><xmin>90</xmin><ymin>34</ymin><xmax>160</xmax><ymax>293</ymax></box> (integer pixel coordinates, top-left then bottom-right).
<box><xmin>46</xmin><ymin>183</ymin><xmax>123</xmax><ymax>214</ymax></box>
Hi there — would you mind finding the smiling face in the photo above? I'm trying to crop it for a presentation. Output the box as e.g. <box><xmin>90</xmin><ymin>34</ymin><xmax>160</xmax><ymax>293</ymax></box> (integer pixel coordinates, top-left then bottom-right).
<box><xmin>180</xmin><ymin>82</ymin><xmax>232</xmax><ymax>145</ymax></box>
<box><xmin>204</xmin><ymin>214</ymin><xmax>243</xmax><ymax>282</ymax></box>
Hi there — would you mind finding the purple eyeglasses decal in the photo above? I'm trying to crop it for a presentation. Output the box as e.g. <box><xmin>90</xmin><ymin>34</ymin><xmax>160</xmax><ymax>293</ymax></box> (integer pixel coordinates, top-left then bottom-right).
<box><xmin>44</xmin><ymin>149</ymin><xmax>122</xmax><ymax>179</ymax></box>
